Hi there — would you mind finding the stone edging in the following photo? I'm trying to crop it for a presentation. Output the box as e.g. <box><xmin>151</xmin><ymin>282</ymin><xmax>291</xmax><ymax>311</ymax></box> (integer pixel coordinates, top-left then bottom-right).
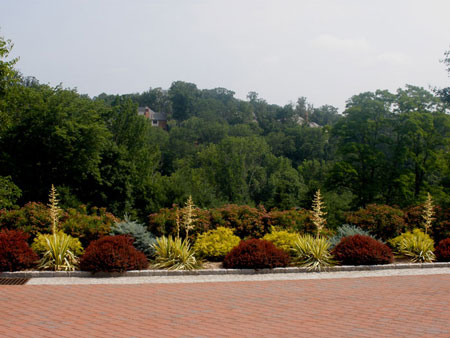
<box><xmin>1</xmin><ymin>262</ymin><xmax>450</xmax><ymax>279</ymax></box>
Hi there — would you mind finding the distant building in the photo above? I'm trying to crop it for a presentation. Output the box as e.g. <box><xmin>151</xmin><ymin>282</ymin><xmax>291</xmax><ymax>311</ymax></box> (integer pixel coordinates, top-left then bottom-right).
<box><xmin>138</xmin><ymin>106</ymin><xmax>168</xmax><ymax>129</ymax></box>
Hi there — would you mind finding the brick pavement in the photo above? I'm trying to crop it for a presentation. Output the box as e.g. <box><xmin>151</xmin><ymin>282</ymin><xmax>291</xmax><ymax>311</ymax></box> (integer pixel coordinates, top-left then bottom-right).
<box><xmin>0</xmin><ymin>274</ymin><xmax>449</xmax><ymax>337</ymax></box>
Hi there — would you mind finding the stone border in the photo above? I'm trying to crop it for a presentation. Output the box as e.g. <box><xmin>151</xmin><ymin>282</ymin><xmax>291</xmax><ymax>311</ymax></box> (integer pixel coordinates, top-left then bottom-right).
<box><xmin>1</xmin><ymin>262</ymin><xmax>449</xmax><ymax>279</ymax></box>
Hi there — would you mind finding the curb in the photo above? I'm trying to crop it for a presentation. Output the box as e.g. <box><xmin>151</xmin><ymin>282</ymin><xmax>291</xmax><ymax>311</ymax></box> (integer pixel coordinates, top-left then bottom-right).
<box><xmin>1</xmin><ymin>262</ymin><xmax>450</xmax><ymax>279</ymax></box>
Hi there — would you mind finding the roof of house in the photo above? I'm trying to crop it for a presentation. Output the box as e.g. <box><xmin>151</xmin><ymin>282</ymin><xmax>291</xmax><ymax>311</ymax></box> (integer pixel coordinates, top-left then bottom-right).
<box><xmin>137</xmin><ymin>106</ymin><xmax>167</xmax><ymax>121</ymax></box>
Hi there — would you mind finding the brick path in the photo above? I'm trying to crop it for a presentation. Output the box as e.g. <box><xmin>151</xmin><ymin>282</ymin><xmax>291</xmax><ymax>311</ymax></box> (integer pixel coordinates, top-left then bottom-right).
<box><xmin>1</xmin><ymin>274</ymin><xmax>449</xmax><ymax>337</ymax></box>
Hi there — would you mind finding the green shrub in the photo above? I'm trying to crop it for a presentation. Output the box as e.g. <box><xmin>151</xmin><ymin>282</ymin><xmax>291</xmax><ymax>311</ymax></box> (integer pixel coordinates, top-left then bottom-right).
<box><xmin>345</xmin><ymin>204</ymin><xmax>406</xmax><ymax>241</ymax></box>
<box><xmin>210</xmin><ymin>204</ymin><xmax>270</xmax><ymax>239</ymax></box>
<box><xmin>148</xmin><ymin>207</ymin><xmax>211</xmax><ymax>239</ymax></box>
<box><xmin>263</xmin><ymin>228</ymin><xmax>299</xmax><ymax>254</ymax></box>
<box><xmin>0</xmin><ymin>202</ymin><xmax>51</xmax><ymax>238</ymax></box>
<box><xmin>267</xmin><ymin>209</ymin><xmax>315</xmax><ymax>234</ymax></box>
<box><xmin>61</xmin><ymin>205</ymin><xmax>118</xmax><ymax>247</ymax></box>
<box><xmin>292</xmin><ymin>235</ymin><xmax>334</xmax><ymax>271</ymax></box>
<box><xmin>193</xmin><ymin>227</ymin><xmax>240</xmax><ymax>261</ymax></box>
<box><xmin>110</xmin><ymin>216</ymin><xmax>156</xmax><ymax>258</ymax></box>
<box><xmin>329</xmin><ymin>224</ymin><xmax>374</xmax><ymax>249</ymax></box>
<box><xmin>32</xmin><ymin>231</ymin><xmax>83</xmax><ymax>256</ymax></box>
<box><xmin>152</xmin><ymin>236</ymin><xmax>202</xmax><ymax>270</ymax></box>
<box><xmin>37</xmin><ymin>232</ymin><xmax>79</xmax><ymax>271</ymax></box>
<box><xmin>389</xmin><ymin>229</ymin><xmax>435</xmax><ymax>263</ymax></box>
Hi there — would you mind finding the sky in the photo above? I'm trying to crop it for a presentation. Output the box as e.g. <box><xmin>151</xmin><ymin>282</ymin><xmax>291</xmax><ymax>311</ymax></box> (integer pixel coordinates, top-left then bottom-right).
<box><xmin>1</xmin><ymin>0</ymin><xmax>449</xmax><ymax>112</ymax></box>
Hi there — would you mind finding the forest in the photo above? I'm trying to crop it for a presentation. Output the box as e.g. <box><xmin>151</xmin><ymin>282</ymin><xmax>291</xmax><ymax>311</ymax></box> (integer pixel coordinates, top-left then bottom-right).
<box><xmin>1</xmin><ymin>34</ymin><xmax>450</xmax><ymax>226</ymax></box>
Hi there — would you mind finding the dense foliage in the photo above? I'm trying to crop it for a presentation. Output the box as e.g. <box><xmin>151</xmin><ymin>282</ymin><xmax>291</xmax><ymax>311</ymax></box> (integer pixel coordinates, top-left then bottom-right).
<box><xmin>1</xmin><ymin>34</ymin><xmax>450</xmax><ymax>232</ymax></box>
<box><xmin>329</xmin><ymin>224</ymin><xmax>374</xmax><ymax>249</ymax></box>
<box><xmin>79</xmin><ymin>235</ymin><xmax>148</xmax><ymax>272</ymax></box>
<box><xmin>193</xmin><ymin>227</ymin><xmax>240</xmax><ymax>261</ymax></box>
<box><xmin>0</xmin><ymin>229</ymin><xmax>38</xmax><ymax>271</ymax></box>
<box><xmin>434</xmin><ymin>238</ymin><xmax>450</xmax><ymax>262</ymax></box>
<box><xmin>332</xmin><ymin>235</ymin><xmax>393</xmax><ymax>266</ymax></box>
<box><xmin>263</xmin><ymin>228</ymin><xmax>299</xmax><ymax>253</ymax></box>
<box><xmin>223</xmin><ymin>239</ymin><xmax>290</xmax><ymax>269</ymax></box>
<box><xmin>110</xmin><ymin>217</ymin><xmax>156</xmax><ymax>257</ymax></box>
<box><xmin>389</xmin><ymin>229</ymin><xmax>435</xmax><ymax>262</ymax></box>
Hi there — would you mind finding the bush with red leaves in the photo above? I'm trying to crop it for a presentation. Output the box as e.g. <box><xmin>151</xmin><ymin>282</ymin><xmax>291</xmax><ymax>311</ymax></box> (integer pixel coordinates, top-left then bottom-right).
<box><xmin>332</xmin><ymin>234</ymin><xmax>393</xmax><ymax>266</ymax></box>
<box><xmin>223</xmin><ymin>239</ymin><xmax>290</xmax><ymax>269</ymax></box>
<box><xmin>0</xmin><ymin>229</ymin><xmax>38</xmax><ymax>271</ymax></box>
<box><xmin>434</xmin><ymin>238</ymin><xmax>450</xmax><ymax>262</ymax></box>
<box><xmin>80</xmin><ymin>235</ymin><xmax>148</xmax><ymax>273</ymax></box>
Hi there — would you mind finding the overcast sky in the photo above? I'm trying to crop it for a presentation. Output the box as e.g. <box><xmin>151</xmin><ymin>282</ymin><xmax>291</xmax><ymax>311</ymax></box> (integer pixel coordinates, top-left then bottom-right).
<box><xmin>1</xmin><ymin>0</ymin><xmax>449</xmax><ymax>111</ymax></box>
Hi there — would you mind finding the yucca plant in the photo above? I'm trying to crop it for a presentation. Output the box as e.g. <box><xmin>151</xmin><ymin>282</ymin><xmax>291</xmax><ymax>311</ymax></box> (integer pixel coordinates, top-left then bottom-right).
<box><xmin>292</xmin><ymin>234</ymin><xmax>335</xmax><ymax>271</ymax></box>
<box><xmin>152</xmin><ymin>236</ymin><xmax>201</xmax><ymax>270</ymax></box>
<box><xmin>390</xmin><ymin>229</ymin><xmax>435</xmax><ymax>263</ymax></box>
<box><xmin>37</xmin><ymin>232</ymin><xmax>78</xmax><ymax>271</ymax></box>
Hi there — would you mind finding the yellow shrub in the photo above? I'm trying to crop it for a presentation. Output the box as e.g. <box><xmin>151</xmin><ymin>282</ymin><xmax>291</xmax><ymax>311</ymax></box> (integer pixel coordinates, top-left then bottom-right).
<box><xmin>389</xmin><ymin>229</ymin><xmax>435</xmax><ymax>262</ymax></box>
<box><xmin>263</xmin><ymin>228</ymin><xmax>299</xmax><ymax>254</ymax></box>
<box><xmin>193</xmin><ymin>227</ymin><xmax>240</xmax><ymax>261</ymax></box>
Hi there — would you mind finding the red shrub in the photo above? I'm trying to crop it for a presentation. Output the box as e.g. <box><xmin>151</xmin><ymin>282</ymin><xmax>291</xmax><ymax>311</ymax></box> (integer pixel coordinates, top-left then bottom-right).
<box><xmin>434</xmin><ymin>238</ymin><xmax>450</xmax><ymax>262</ymax></box>
<box><xmin>80</xmin><ymin>235</ymin><xmax>148</xmax><ymax>273</ymax></box>
<box><xmin>345</xmin><ymin>204</ymin><xmax>406</xmax><ymax>241</ymax></box>
<box><xmin>223</xmin><ymin>239</ymin><xmax>290</xmax><ymax>269</ymax></box>
<box><xmin>332</xmin><ymin>234</ymin><xmax>393</xmax><ymax>266</ymax></box>
<box><xmin>211</xmin><ymin>205</ymin><xmax>270</xmax><ymax>239</ymax></box>
<box><xmin>0</xmin><ymin>230</ymin><xmax>38</xmax><ymax>271</ymax></box>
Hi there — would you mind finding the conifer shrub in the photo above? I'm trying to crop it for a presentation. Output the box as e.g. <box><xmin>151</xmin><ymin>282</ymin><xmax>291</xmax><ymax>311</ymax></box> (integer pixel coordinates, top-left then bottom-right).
<box><xmin>434</xmin><ymin>238</ymin><xmax>450</xmax><ymax>262</ymax></box>
<box><xmin>110</xmin><ymin>216</ymin><xmax>156</xmax><ymax>258</ymax></box>
<box><xmin>0</xmin><ymin>229</ymin><xmax>38</xmax><ymax>271</ymax></box>
<box><xmin>193</xmin><ymin>227</ymin><xmax>240</xmax><ymax>261</ymax></box>
<box><xmin>345</xmin><ymin>204</ymin><xmax>406</xmax><ymax>241</ymax></box>
<box><xmin>80</xmin><ymin>235</ymin><xmax>148</xmax><ymax>273</ymax></box>
<box><xmin>329</xmin><ymin>224</ymin><xmax>374</xmax><ymax>249</ymax></box>
<box><xmin>211</xmin><ymin>205</ymin><xmax>270</xmax><ymax>239</ymax></box>
<box><xmin>389</xmin><ymin>229</ymin><xmax>435</xmax><ymax>263</ymax></box>
<box><xmin>223</xmin><ymin>239</ymin><xmax>290</xmax><ymax>269</ymax></box>
<box><xmin>263</xmin><ymin>228</ymin><xmax>299</xmax><ymax>254</ymax></box>
<box><xmin>332</xmin><ymin>234</ymin><xmax>393</xmax><ymax>266</ymax></box>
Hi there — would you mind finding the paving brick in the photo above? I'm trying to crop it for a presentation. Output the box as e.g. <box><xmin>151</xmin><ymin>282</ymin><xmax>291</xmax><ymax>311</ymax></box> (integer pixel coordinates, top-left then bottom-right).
<box><xmin>0</xmin><ymin>274</ymin><xmax>449</xmax><ymax>337</ymax></box>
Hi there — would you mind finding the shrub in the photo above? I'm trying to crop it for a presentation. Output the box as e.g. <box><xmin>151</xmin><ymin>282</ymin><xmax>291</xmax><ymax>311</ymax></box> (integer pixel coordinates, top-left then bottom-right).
<box><xmin>332</xmin><ymin>234</ymin><xmax>393</xmax><ymax>266</ymax></box>
<box><xmin>110</xmin><ymin>216</ymin><xmax>156</xmax><ymax>258</ymax></box>
<box><xmin>61</xmin><ymin>205</ymin><xmax>118</xmax><ymax>247</ymax></box>
<box><xmin>37</xmin><ymin>232</ymin><xmax>79</xmax><ymax>271</ymax></box>
<box><xmin>404</xmin><ymin>205</ymin><xmax>450</xmax><ymax>243</ymax></box>
<box><xmin>434</xmin><ymin>238</ymin><xmax>450</xmax><ymax>262</ymax></box>
<box><xmin>211</xmin><ymin>205</ymin><xmax>270</xmax><ymax>239</ymax></box>
<box><xmin>389</xmin><ymin>229</ymin><xmax>435</xmax><ymax>262</ymax></box>
<box><xmin>193</xmin><ymin>227</ymin><xmax>240</xmax><ymax>261</ymax></box>
<box><xmin>345</xmin><ymin>204</ymin><xmax>406</xmax><ymax>241</ymax></box>
<box><xmin>152</xmin><ymin>236</ymin><xmax>201</xmax><ymax>270</ymax></box>
<box><xmin>223</xmin><ymin>239</ymin><xmax>290</xmax><ymax>269</ymax></box>
<box><xmin>0</xmin><ymin>202</ymin><xmax>51</xmax><ymax>238</ymax></box>
<box><xmin>148</xmin><ymin>207</ymin><xmax>211</xmax><ymax>239</ymax></box>
<box><xmin>292</xmin><ymin>235</ymin><xmax>334</xmax><ymax>271</ymax></box>
<box><xmin>263</xmin><ymin>228</ymin><xmax>299</xmax><ymax>254</ymax></box>
<box><xmin>329</xmin><ymin>224</ymin><xmax>374</xmax><ymax>249</ymax></box>
<box><xmin>32</xmin><ymin>231</ymin><xmax>84</xmax><ymax>256</ymax></box>
<box><xmin>0</xmin><ymin>229</ymin><xmax>38</xmax><ymax>271</ymax></box>
<box><xmin>80</xmin><ymin>235</ymin><xmax>148</xmax><ymax>273</ymax></box>
<box><xmin>267</xmin><ymin>209</ymin><xmax>315</xmax><ymax>234</ymax></box>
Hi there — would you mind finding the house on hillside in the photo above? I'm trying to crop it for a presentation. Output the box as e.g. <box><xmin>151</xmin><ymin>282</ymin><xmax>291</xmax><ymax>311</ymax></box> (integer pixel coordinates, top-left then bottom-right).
<box><xmin>138</xmin><ymin>106</ymin><xmax>168</xmax><ymax>129</ymax></box>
